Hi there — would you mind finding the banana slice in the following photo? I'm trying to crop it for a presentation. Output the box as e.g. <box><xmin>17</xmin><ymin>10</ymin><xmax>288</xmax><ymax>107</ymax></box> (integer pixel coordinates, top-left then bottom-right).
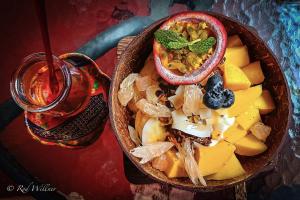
<box><xmin>142</xmin><ymin>118</ymin><xmax>167</xmax><ymax>145</ymax></box>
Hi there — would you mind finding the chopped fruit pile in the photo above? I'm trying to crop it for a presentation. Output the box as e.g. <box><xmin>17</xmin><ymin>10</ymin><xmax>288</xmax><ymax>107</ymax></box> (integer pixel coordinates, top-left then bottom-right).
<box><xmin>154</xmin><ymin>21</ymin><xmax>216</xmax><ymax>74</ymax></box>
<box><xmin>117</xmin><ymin>34</ymin><xmax>276</xmax><ymax>185</ymax></box>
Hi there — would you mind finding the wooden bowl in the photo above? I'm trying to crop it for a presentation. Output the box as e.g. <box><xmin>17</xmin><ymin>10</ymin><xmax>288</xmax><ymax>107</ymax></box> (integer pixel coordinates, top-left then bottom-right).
<box><xmin>109</xmin><ymin>12</ymin><xmax>291</xmax><ymax>191</ymax></box>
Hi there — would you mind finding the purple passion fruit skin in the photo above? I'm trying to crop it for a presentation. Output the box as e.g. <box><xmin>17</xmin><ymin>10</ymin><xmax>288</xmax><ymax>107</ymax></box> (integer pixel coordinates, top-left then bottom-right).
<box><xmin>153</xmin><ymin>12</ymin><xmax>227</xmax><ymax>85</ymax></box>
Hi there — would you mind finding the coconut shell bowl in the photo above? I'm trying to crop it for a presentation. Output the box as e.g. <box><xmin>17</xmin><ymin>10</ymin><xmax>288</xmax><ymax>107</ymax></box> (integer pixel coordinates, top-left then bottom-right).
<box><xmin>109</xmin><ymin>11</ymin><xmax>291</xmax><ymax>191</ymax></box>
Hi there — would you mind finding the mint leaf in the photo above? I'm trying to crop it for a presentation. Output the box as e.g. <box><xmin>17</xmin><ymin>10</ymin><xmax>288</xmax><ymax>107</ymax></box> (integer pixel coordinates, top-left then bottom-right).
<box><xmin>154</xmin><ymin>30</ymin><xmax>216</xmax><ymax>54</ymax></box>
<box><xmin>154</xmin><ymin>29</ymin><xmax>188</xmax><ymax>49</ymax></box>
<box><xmin>167</xmin><ymin>41</ymin><xmax>189</xmax><ymax>49</ymax></box>
<box><xmin>188</xmin><ymin>37</ymin><xmax>216</xmax><ymax>55</ymax></box>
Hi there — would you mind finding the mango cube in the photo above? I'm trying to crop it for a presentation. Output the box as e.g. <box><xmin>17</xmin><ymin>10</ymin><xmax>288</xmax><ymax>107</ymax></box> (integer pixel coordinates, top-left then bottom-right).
<box><xmin>212</xmin><ymin>130</ymin><xmax>222</xmax><ymax>140</ymax></box>
<box><xmin>223</xmin><ymin>123</ymin><xmax>247</xmax><ymax>143</ymax></box>
<box><xmin>216</xmin><ymin>85</ymin><xmax>262</xmax><ymax>117</ymax></box>
<box><xmin>242</xmin><ymin>61</ymin><xmax>265</xmax><ymax>85</ymax></box>
<box><xmin>165</xmin><ymin>150</ymin><xmax>187</xmax><ymax>178</ymax></box>
<box><xmin>224</xmin><ymin>64</ymin><xmax>251</xmax><ymax>91</ymax></box>
<box><xmin>195</xmin><ymin>141</ymin><xmax>236</xmax><ymax>176</ymax></box>
<box><xmin>254</xmin><ymin>90</ymin><xmax>276</xmax><ymax>114</ymax></box>
<box><xmin>206</xmin><ymin>154</ymin><xmax>245</xmax><ymax>180</ymax></box>
<box><xmin>224</xmin><ymin>46</ymin><xmax>250</xmax><ymax>67</ymax></box>
<box><xmin>235</xmin><ymin>134</ymin><xmax>267</xmax><ymax>156</ymax></box>
<box><xmin>227</xmin><ymin>35</ymin><xmax>243</xmax><ymax>47</ymax></box>
<box><xmin>236</xmin><ymin>106</ymin><xmax>261</xmax><ymax>130</ymax></box>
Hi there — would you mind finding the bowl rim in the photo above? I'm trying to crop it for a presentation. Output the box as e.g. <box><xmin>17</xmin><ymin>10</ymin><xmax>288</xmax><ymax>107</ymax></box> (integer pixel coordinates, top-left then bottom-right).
<box><xmin>153</xmin><ymin>11</ymin><xmax>227</xmax><ymax>85</ymax></box>
<box><xmin>109</xmin><ymin>11</ymin><xmax>292</xmax><ymax>192</ymax></box>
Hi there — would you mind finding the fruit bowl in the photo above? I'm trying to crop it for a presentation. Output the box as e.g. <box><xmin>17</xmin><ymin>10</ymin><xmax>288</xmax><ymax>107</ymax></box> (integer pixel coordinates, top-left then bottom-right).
<box><xmin>153</xmin><ymin>12</ymin><xmax>227</xmax><ymax>85</ymax></box>
<box><xmin>109</xmin><ymin>12</ymin><xmax>291</xmax><ymax>191</ymax></box>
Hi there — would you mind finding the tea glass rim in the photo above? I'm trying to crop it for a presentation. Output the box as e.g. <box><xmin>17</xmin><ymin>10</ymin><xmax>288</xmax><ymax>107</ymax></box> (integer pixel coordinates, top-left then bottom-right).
<box><xmin>10</xmin><ymin>52</ymin><xmax>72</xmax><ymax>113</ymax></box>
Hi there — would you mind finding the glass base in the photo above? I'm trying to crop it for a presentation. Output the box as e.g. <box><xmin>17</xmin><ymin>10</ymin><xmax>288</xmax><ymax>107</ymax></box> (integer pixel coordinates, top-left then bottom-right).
<box><xmin>24</xmin><ymin>53</ymin><xmax>110</xmax><ymax>148</ymax></box>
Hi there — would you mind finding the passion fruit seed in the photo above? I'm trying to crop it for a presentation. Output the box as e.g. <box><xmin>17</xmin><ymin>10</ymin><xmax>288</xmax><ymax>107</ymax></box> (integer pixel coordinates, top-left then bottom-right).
<box><xmin>222</xmin><ymin>89</ymin><xmax>235</xmax><ymax>108</ymax></box>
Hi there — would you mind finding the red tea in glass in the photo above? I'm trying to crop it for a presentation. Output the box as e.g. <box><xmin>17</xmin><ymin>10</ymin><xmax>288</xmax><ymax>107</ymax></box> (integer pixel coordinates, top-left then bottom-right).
<box><xmin>10</xmin><ymin>53</ymin><xmax>109</xmax><ymax>148</ymax></box>
<box><xmin>11</xmin><ymin>53</ymin><xmax>92</xmax><ymax>118</ymax></box>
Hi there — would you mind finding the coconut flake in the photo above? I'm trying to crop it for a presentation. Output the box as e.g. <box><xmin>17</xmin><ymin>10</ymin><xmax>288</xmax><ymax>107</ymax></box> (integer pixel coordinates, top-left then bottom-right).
<box><xmin>136</xmin><ymin>99</ymin><xmax>171</xmax><ymax>118</ymax></box>
<box><xmin>146</xmin><ymin>85</ymin><xmax>160</xmax><ymax>104</ymax></box>
<box><xmin>182</xmin><ymin>139</ymin><xmax>206</xmax><ymax>186</ymax></box>
<box><xmin>118</xmin><ymin>86</ymin><xmax>135</xmax><ymax>106</ymax></box>
<box><xmin>128</xmin><ymin>125</ymin><xmax>141</xmax><ymax>146</ymax></box>
<box><xmin>135</xmin><ymin>76</ymin><xmax>153</xmax><ymax>92</ymax></box>
<box><xmin>120</xmin><ymin>73</ymin><xmax>139</xmax><ymax>89</ymax></box>
<box><xmin>182</xmin><ymin>85</ymin><xmax>203</xmax><ymax>116</ymax></box>
<box><xmin>130</xmin><ymin>142</ymin><xmax>174</xmax><ymax>164</ymax></box>
<box><xmin>172</xmin><ymin>110</ymin><xmax>212</xmax><ymax>138</ymax></box>
<box><xmin>198</xmin><ymin>108</ymin><xmax>212</xmax><ymax>119</ymax></box>
<box><xmin>168</xmin><ymin>85</ymin><xmax>184</xmax><ymax>109</ymax></box>
<box><xmin>250</xmin><ymin>122</ymin><xmax>271</xmax><ymax>142</ymax></box>
<box><xmin>118</xmin><ymin>73</ymin><xmax>139</xmax><ymax>106</ymax></box>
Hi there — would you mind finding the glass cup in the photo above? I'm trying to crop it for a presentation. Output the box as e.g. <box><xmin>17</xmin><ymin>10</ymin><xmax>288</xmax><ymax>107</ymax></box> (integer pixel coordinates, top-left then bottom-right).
<box><xmin>10</xmin><ymin>52</ymin><xmax>92</xmax><ymax>118</ymax></box>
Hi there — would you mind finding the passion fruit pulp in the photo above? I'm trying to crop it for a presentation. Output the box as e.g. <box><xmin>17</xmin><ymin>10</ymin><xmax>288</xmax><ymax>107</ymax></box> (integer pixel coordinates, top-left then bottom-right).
<box><xmin>153</xmin><ymin>12</ymin><xmax>227</xmax><ymax>85</ymax></box>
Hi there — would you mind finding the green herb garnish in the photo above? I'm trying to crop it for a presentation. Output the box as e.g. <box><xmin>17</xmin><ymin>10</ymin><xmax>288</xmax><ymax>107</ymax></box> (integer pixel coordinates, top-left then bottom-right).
<box><xmin>154</xmin><ymin>29</ymin><xmax>216</xmax><ymax>55</ymax></box>
<box><xmin>188</xmin><ymin>37</ymin><xmax>216</xmax><ymax>54</ymax></box>
<box><xmin>167</xmin><ymin>41</ymin><xmax>189</xmax><ymax>49</ymax></box>
<box><xmin>154</xmin><ymin>30</ymin><xmax>188</xmax><ymax>48</ymax></box>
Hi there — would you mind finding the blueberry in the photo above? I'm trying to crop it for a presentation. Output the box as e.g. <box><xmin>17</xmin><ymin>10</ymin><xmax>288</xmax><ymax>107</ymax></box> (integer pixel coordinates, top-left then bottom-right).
<box><xmin>205</xmin><ymin>73</ymin><xmax>223</xmax><ymax>92</ymax></box>
<box><xmin>222</xmin><ymin>89</ymin><xmax>235</xmax><ymax>108</ymax></box>
<box><xmin>203</xmin><ymin>90</ymin><xmax>224</xmax><ymax>109</ymax></box>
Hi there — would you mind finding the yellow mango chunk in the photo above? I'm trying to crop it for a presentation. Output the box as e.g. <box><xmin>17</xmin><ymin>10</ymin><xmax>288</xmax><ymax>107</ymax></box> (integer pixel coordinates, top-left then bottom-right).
<box><xmin>224</xmin><ymin>46</ymin><xmax>250</xmax><ymax>67</ymax></box>
<box><xmin>224</xmin><ymin>64</ymin><xmax>251</xmax><ymax>91</ymax></box>
<box><xmin>216</xmin><ymin>85</ymin><xmax>262</xmax><ymax>117</ymax></box>
<box><xmin>212</xmin><ymin>130</ymin><xmax>222</xmax><ymax>140</ymax></box>
<box><xmin>223</xmin><ymin>123</ymin><xmax>247</xmax><ymax>143</ymax></box>
<box><xmin>195</xmin><ymin>141</ymin><xmax>236</xmax><ymax>176</ymax></box>
<box><xmin>152</xmin><ymin>150</ymin><xmax>187</xmax><ymax>178</ymax></box>
<box><xmin>242</xmin><ymin>61</ymin><xmax>265</xmax><ymax>85</ymax></box>
<box><xmin>235</xmin><ymin>134</ymin><xmax>267</xmax><ymax>156</ymax></box>
<box><xmin>206</xmin><ymin>154</ymin><xmax>245</xmax><ymax>180</ymax></box>
<box><xmin>236</xmin><ymin>106</ymin><xmax>261</xmax><ymax>130</ymax></box>
<box><xmin>227</xmin><ymin>35</ymin><xmax>243</xmax><ymax>47</ymax></box>
<box><xmin>254</xmin><ymin>90</ymin><xmax>276</xmax><ymax>114</ymax></box>
<box><xmin>165</xmin><ymin>150</ymin><xmax>187</xmax><ymax>178</ymax></box>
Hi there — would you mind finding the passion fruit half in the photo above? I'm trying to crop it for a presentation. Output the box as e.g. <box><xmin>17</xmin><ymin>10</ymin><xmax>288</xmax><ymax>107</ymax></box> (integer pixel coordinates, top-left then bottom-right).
<box><xmin>153</xmin><ymin>12</ymin><xmax>227</xmax><ymax>85</ymax></box>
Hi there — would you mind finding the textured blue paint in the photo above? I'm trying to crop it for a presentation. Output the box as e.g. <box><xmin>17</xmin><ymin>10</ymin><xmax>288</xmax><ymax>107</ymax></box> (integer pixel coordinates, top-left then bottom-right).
<box><xmin>277</xmin><ymin>4</ymin><xmax>300</xmax><ymax>125</ymax></box>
